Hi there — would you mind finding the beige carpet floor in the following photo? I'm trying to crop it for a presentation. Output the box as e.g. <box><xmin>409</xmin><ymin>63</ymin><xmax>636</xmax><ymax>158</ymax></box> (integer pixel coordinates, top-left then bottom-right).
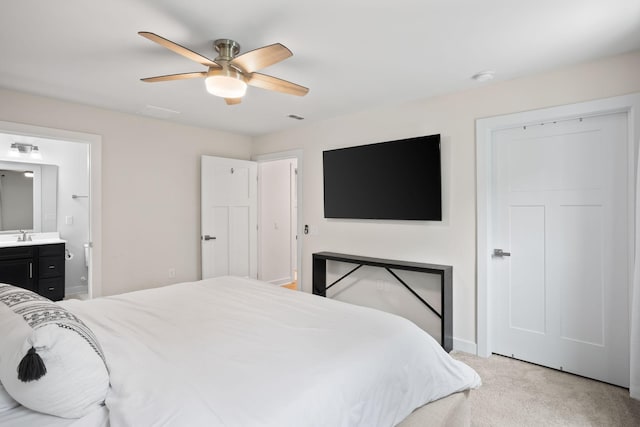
<box><xmin>451</xmin><ymin>352</ymin><xmax>640</xmax><ymax>426</ymax></box>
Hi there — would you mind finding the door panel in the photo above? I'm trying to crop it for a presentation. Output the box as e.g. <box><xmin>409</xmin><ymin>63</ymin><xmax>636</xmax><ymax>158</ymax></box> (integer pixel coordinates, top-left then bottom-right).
<box><xmin>509</xmin><ymin>205</ymin><xmax>546</xmax><ymax>334</ymax></box>
<box><xmin>210</xmin><ymin>206</ymin><xmax>229</xmax><ymax>277</ymax></box>
<box><xmin>507</xmin><ymin>130</ymin><xmax>603</xmax><ymax>192</ymax></box>
<box><xmin>492</xmin><ymin>112</ymin><xmax>629</xmax><ymax>386</ymax></box>
<box><xmin>557</xmin><ymin>205</ymin><xmax>603</xmax><ymax>346</ymax></box>
<box><xmin>229</xmin><ymin>206</ymin><xmax>250</xmax><ymax>276</ymax></box>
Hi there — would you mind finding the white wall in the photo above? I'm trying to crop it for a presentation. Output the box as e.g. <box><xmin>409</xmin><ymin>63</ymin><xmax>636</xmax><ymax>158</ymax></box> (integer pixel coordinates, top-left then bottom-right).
<box><xmin>39</xmin><ymin>164</ymin><xmax>58</xmax><ymax>232</ymax></box>
<box><xmin>252</xmin><ymin>50</ymin><xmax>640</xmax><ymax>349</ymax></box>
<box><xmin>0</xmin><ymin>88</ymin><xmax>253</xmax><ymax>296</ymax></box>
<box><xmin>45</xmin><ymin>140</ymin><xmax>89</xmax><ymax>294</ymax></box>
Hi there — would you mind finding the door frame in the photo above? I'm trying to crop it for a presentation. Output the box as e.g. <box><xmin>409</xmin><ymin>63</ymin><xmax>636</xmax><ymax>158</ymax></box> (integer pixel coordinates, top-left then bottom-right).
<box><xmin>252</xmin><ymin>150</ymin><xmax>303</xmax><ymax>290</ymax></box>
<box><xmin>476</xmin><ymin>93</ymin><xmax>640</xmax><ymax>357</ymax></box>
<box><xmin>0</xmin><ymin>120</ymin><xmax>102</xmax><ymax>298</ymax></box>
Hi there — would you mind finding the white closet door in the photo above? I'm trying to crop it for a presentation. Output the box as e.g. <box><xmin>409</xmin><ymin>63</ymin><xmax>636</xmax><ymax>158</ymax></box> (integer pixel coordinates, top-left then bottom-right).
<box><xmin>492</xmin><ymin>112</ymin><xmax>629</xmax><ymax>386</ymax></box>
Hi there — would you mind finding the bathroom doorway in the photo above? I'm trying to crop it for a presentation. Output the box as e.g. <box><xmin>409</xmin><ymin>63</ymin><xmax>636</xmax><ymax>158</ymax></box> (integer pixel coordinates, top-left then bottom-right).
<box><xmin>0</xmin><ymin>121</ymin><xmax>102</xmax><ymax>298</ymax></box>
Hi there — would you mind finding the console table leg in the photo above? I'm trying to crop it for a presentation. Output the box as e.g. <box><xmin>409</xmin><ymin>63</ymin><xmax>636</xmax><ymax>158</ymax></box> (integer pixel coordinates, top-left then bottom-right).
<box><xmin>312</xmin><ymin>257</ymin><xmax>327</xmax><ymax>297</ymax></box>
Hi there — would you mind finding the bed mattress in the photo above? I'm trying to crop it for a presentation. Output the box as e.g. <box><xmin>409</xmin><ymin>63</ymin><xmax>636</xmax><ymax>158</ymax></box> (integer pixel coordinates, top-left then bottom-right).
<box><xmin>1</xmin><ymin>276</ymin><xmax>480</xmax><ymax>426</ymax></box>
<box><xmin>0</xmin><ymin>404</ymin><xmax>109</xmax><ymax>426</ymax></box>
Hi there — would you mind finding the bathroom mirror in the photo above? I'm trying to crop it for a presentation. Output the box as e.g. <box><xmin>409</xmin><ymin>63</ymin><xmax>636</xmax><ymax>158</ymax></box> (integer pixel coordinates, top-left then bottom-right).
<box><xmin>0</xmin><ymin>161</ymin><xmax>58</xmax><ymax>233</ymax></box>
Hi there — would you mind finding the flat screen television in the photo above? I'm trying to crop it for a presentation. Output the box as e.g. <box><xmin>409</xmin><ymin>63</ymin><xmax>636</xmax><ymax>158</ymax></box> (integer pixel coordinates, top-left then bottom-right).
<box><xmin>323</xmin><ymin>134</ymin><xmax>442</xmax><ymax>221</ymax></box>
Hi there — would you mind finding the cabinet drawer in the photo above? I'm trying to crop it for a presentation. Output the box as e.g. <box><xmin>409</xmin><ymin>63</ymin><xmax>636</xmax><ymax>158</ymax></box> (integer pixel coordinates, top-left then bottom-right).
<box><xmin>38</xmin><ymin>278</ymin><xmax>65</xmax><ymax>301</ymax></box>
<box><xmin>0</xmin><ymin>246</ymin><xmax>34</xmax><ymax>260</ymax></box>
<box><xmin>39</xmin><ymin>256</ymin><xmax>64</xmax><ymax>278</ymax></box>
<box><xmin>38</xmin><ymin>244</ymin><xmax>65</xmax><ymax>257</ymax></box>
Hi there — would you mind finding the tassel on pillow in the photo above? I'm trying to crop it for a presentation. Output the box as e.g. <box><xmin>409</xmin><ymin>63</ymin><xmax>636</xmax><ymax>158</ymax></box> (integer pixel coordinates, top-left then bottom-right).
<box><xmin>17</xmin><ymin>347</ymin><xmax>47</xmax><ymax>382</ymax></box>
<box><xmin>0</xmin><ymin>284</ymin><xmax>109</xmax><ymax>418</ymax></box>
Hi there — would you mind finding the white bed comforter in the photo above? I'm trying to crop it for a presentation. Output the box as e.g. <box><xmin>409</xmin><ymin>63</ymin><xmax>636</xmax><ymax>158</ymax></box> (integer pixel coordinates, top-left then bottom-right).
<box><xmin>61</xmin><ymin>276</ymin><xmax>480</xmax><ymax>427</ymax></box>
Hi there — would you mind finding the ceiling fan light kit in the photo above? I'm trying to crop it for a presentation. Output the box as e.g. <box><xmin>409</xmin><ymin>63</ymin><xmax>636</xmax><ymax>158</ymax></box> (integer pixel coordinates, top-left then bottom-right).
<box><xmin>205</xmin><ymin>67</ymin><xmax>247</xmax><ymax>98</ymax></box>
<box><xmin>138</xmin><ymin>32</ymin><xmax>309</xmax><ymax>105</ymax></box>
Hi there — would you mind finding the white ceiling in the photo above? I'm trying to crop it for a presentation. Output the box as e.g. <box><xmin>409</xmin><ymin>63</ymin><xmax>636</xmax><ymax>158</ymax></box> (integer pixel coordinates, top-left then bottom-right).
<box><xmin>1</xmin><ymin>0</ymin><xmax>639</xmax><ymax>137</ymax></box>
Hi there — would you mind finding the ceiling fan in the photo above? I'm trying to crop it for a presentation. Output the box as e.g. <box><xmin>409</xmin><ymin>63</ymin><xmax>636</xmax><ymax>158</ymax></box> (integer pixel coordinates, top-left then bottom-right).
<box><xmin>138</xmin><ymin>32</ymin><xmax>309</xmax><ymax>105</ymax></box>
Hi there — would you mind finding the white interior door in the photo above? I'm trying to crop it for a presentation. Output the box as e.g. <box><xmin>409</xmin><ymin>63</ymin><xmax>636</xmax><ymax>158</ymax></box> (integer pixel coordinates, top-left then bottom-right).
<box><xmin>201</xmin><ymin>156</ymin><xmax>257</xmax><ymax>279</ymax></box>
<box><xmin>492</xmin><ymin>112</ymin><xmax>629</xmax><ymax>386</ymax></box>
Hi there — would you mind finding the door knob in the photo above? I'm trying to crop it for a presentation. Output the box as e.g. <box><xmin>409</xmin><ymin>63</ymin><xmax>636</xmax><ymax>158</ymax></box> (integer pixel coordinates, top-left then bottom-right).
<box><xmin>493</xmin><ymin>248</ymin><xmax>511</xmax><ymax>257</ymax></box>
<box><xmin>202</xmin><ymin>235</ymin><xmax>216</xmax><ymax>241</ymax></box>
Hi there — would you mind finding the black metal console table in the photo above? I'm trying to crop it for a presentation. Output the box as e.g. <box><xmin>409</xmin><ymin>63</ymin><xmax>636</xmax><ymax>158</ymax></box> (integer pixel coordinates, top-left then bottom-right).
<box><xmin>312</xmin><ymin>252</ymin><xmax>453</xmax><ymax>352</ymax></box>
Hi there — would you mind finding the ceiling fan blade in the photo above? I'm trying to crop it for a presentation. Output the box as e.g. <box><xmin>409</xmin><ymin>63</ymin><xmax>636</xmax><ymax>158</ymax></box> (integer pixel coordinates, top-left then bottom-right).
<box><xmin>139</xmin><ymin>31</ymin><xmax>219</xmax><ymax>68</ymax></box>
<box><xmin>225</xmin><ymin>98</ymin><xmax>242</xmax><ymax>105</ymax></box>
<box><xmin>141</xmin><ymin>72</ymin><xmax>207</xmax><ymax>83</ymax></box>
<box><xmin>230</xmin><ymin>43</ymin><xmax>292</xmax><ymax>73</ymax></box>
<box><xmin>247</xmin><ymin>73</ymin><xmax>309</xmax><ymax>96</ymax></box>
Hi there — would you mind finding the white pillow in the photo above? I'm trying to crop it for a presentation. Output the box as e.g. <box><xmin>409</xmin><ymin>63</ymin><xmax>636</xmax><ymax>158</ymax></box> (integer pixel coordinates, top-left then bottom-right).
<box><xmin>0</xmin><ymin>381</ymin><xmax>19</xmax><ymax>413</ymax></box>
<box><xmin>0</xmin><ymin>284</ymin><xmax>109</xmax><ymax>418</ymax></box>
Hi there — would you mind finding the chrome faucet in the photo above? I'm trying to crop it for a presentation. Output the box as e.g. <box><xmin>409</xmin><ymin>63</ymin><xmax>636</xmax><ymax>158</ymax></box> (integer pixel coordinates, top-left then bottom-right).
<box><xmin>18</xmin><ymin>230</ymin><xmax>30</xmax><ymax>242</ymax></box>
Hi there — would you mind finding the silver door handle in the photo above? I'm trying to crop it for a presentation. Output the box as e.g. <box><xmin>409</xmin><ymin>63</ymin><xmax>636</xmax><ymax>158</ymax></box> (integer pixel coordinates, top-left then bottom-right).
<box><xmin>202</xmin><ymin>235</ymin><xmax>216</xmax><ymax>241</ymax></box>
<box><xmin>493</xmin><ymin>249</ymin><xmax>511</xmax><ymax>257</ymax></box>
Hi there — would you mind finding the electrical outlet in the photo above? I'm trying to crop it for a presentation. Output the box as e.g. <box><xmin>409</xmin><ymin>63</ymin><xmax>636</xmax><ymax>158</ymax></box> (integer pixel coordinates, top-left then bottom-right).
<box><xmin>168</xmin><ymin>268</ymin><xmax>176</xmax><ymax>278</ymax></box>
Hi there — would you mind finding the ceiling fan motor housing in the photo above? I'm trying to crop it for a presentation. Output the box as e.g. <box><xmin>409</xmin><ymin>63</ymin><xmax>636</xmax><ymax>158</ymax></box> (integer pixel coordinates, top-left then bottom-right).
<box><xmin>214</xmin><ymin>39</ymin><xmax>241</xmax><ymax>62</ymax></box>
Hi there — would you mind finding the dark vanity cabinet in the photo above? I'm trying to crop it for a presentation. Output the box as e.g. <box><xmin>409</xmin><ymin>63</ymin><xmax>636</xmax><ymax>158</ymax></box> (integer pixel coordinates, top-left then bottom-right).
<box><xmin>0</xmin><ymin>243</ymin><xmax>65</xmax><ymax>301</ymax></box>
<box><xmin>36</xmin><ymin>244</ymin><xmax>66</xmax><ymax>300</ymax></box>
<box><xmin>0</xmin><ymin>246</ymin><xmax>35</xmax><ymax>291</ymax></box>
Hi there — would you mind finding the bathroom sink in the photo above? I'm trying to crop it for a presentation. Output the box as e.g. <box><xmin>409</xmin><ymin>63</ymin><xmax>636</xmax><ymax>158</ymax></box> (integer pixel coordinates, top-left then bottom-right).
<box><xmin>0</xmin><ymin>232</ymin><xmax>66</xmax><ymax>248</ymax></box>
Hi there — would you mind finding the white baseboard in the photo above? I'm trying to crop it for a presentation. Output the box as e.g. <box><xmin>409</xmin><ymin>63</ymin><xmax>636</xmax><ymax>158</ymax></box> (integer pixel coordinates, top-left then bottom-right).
<box><xmin>453</xmin><ymin>337</ymin><xmax>477</xmax><ymax>355</ymax></box>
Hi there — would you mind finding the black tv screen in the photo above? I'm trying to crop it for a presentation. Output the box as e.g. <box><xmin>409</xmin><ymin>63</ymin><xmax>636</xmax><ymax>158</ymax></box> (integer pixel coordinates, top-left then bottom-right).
<box><xmin>323</xmin><ymin>134</ymin><xmax>442</xmax><ymax>221</ymax></box>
